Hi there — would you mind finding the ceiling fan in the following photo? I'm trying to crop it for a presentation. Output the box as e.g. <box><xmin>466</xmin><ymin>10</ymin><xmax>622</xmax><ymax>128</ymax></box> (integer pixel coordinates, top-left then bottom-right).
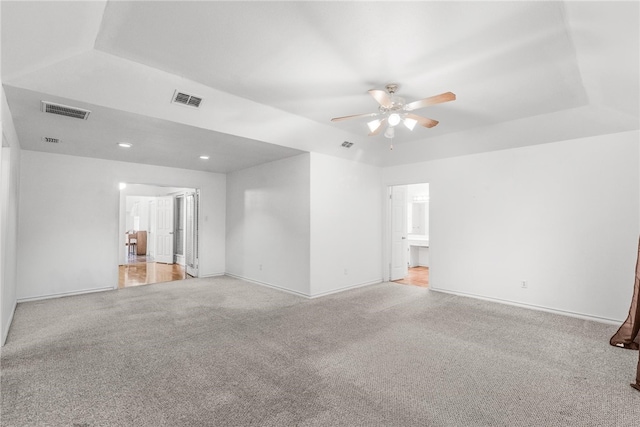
<box><xmin>331</xmin><ymin>84</ymin><xmax>456</xmax><ymax>139</ymax></box>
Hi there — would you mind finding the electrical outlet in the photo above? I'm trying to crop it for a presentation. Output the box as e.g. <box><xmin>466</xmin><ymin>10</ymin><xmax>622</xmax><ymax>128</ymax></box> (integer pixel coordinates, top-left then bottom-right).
<box><xmin>344</xmin><ymin>268</ymin><xmax>348</xmax><ymax>275</ymax></box>
<box><xmin>259</xmin><ymin>264</ymin><xmax>263</xmax><ymax>271</ymax></box>
<box><xmin>521</xmin><ymin>280</ymin><xmax>527</xmax><ymax>288</ymax></box>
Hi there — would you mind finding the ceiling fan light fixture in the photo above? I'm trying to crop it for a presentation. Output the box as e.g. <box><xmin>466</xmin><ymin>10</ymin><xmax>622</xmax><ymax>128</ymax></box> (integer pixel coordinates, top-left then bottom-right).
<box><xmin>403</xmin><ymin>117</ymin><xmax>418</xmax><ymax>131</ymax></box>
<box><xmin>388</xmin><ymin>113</ymin><xmax>401</xmax><ymax>127</ymax></box>
<box><xmin>367</xmin><ymin>119</ymin><xmax>381</xmax><ymax>133</ymax></box>
<box><xmin>330</xmin><ymin>85</ymin><xmax>455</xmax><ymax>137</ymax></box>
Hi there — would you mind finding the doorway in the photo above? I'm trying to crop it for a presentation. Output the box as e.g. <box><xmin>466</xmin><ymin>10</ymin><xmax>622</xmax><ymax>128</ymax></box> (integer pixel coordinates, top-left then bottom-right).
<box><xmin>388</xmin><ymin>183</ymin><xmax>430</xmax><ymax>288</ymax></box>
<box><xmin>118</xmin><ymin>184</ymin><xmax>200</xmax><ymax>288</ymax></box>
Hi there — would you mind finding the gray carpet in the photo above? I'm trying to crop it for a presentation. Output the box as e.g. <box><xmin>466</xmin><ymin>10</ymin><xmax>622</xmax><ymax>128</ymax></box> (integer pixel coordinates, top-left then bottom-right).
<box><xmin>1</xmin><ymin>276</ymin><xmax>638</xmax><ymax>426</ymax></box>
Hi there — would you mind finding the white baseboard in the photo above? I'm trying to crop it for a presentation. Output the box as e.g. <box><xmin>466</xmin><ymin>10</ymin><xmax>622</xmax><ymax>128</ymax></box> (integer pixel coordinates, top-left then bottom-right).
<box><xmin>224</xmin><ymin>273</ymin><xmax>311</xmax><ymax>298</ymax></box>
<box><xmin>224</xmin><ymin>274</ymin><xmax>383</xmax><ymax>299</ymax></box>
<box><xmin>1</xmin><ymin>299</ymin><xmax>17</xmax><ymax>346</ymax></box>
<box><xmin>16</xmin><ymin>287</ymin><xmax>114</xmax><ymax>304</ymax></box>
<box><xmin>309</xmin><ymin>279</ymin><xmax>383</xmax><ymax>298</ymax></box>
<box><xmin>198</xmin><ymin>272</ymin><xmax>225</xmax><ymax>278</ymax></box>
<box><xmin>429</xmin><ymin>287</ymin><xmax>623</xmax><ymax>325</ymax></box>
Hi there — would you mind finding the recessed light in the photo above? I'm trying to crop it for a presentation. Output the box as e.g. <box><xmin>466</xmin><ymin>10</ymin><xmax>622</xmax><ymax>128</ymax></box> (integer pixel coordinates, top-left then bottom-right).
<box><xmin>118</xmin><ymin>142</ymin><xmax>132</xmax><ymax>148</ymax></box>
<box><xmin>199</xmin><ymin>155</ymin><xmax>210</xmax><ymax>160</ymax></box>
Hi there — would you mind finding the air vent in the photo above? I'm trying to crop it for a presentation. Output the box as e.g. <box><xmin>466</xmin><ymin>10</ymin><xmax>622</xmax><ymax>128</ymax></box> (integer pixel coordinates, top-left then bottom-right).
<box><xmin>41</xmin><ymin>101</ymin><xmax>91</xmax><ymax>120</ymax></box>
<box><xmin>172</xmin><ymin>90</ymin><xmax>203</xmax><ymax>108</ymax></box>
<box><xmin>42</xmin><ymin>137</ymin><xmax>60</xmax><ymax>144</ymax></box>
<box><xmin>341</xmin><ymin>141</ymin><xmax>354</xmax><ymax>148</ymax></box>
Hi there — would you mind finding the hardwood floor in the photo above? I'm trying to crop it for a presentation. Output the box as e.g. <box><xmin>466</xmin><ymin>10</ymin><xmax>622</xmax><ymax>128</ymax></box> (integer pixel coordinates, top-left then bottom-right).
<box><xmin>123</xmin><ymin>254</ymin><xmax>154</xmax><ymax>265</ymax></box>
<box><xmin>118</xmin><ymin>262</ymin><xmax>187</xmax><ymax>288</ymax></box>
<box><xmin>393</xmin><ymin>266</ymin><xmax>429</xmax><ymax>288</ymax></box>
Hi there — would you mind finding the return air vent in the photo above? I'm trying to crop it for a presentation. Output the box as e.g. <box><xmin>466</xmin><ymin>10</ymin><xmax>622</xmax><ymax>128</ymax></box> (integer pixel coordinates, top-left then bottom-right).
<box><xmin>171</xmin><ymin>90</ymin><xmax>203</xmax><ymax>108</ymax></box>
<box><xmin>41</xmin><ymin>101</ymin><xmax>91</xmax><ymax>120</ymax></box>
<box><xmin>42</xmin><ymin>137</ymin><xmax>60</xmax><ymax>144</ymax></box>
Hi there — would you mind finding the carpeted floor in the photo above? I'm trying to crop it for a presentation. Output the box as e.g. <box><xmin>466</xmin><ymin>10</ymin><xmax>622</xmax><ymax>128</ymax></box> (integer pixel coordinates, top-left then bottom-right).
<box><xmin>1</xmin><ymin>276</ymin><xmax>638</xmax><ymax>426</ymax></box>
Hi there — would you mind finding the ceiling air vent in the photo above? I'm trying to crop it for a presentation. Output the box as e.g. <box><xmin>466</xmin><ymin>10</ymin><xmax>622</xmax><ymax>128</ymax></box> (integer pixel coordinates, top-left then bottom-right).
<box><xmin>172</xmin><ymin>90</ymin><xmax>203</xmax><ymax>108</ymax></box>
<box><xmin>42</xmin><ymin>137</ymin><xmax>60</xmax><ymax>144</ymax></box>
<box><xmin>41</xmin><ymin>101</ymin><xmax>91</xmax><ymax>120</ymax></box>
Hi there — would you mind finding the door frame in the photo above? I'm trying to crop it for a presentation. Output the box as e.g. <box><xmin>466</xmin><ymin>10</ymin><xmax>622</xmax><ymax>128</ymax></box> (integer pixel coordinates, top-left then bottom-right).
<box><xmin>383</xmin><ymin>182</ymin><xmax>430</xmax><ymax>283</ymax></box>
<box><xmin>116</xmin><ymin>183</ymin><xmax>201</xmax><ymax>289</ymax></box>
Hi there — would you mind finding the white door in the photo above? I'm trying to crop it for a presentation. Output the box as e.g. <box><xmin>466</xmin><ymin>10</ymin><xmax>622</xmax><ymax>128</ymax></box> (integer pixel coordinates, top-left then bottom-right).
<box><xmin>185</xmin><ymin>191</ymin><xmax>199</xmax><ymax>277</ymax></box>
<box><xmin>390</xmin><ymin>185</ymin><xmax>409</xmax><ymax>281</ymax></box>
<box><xmin>155</xmin><ymin>196</ymin><xmax>174</xmax><ymax>264</ymax></box>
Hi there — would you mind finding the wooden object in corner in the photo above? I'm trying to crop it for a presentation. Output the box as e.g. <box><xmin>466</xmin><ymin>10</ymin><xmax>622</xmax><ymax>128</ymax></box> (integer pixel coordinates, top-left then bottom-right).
<box><xmin>135</xmin><ymin>231</ymin><xmax>147</xmax><ymax>255</ymax></box>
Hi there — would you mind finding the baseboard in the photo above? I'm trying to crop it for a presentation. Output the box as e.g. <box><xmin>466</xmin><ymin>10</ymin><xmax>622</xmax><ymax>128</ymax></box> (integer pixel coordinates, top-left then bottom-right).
<box><xmin>16</xmin><ymin>287</ymin><xmax>114</xmax><ymax>304</ymax></box>
<box><xmin>224</xmin><ymin>273</ymin><xmax>311</xmax><ymax>298</ymax></box>
<box><xmin>429</xmin><ymin>287</ymin><xmax>623</xmax><ymax>325</ymax></box>
<box><xmin>198</xmin><ymin>272</ymin><xmax>225</xmax><ymax>279</ymax></box>
<box><xmin>309</xmin><ymin>279</ymin><xmax>383</xmax><ymax>298</ymax></box>
<box><xmin>1</xmin><ymin>299</ymin><xmax>17</xmax><ymax>347</ymax></box>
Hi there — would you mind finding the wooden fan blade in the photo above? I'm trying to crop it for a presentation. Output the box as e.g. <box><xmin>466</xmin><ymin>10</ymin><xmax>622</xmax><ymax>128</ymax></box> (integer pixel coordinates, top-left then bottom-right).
<box><xmin>405</xmin><ymin>92</ymin><xmax>456</xmax><ymax>111</ymax></box>
<box><xmin>368</xmin><ymin>118</ymin><xmax>388</xmax><ymax>136</ymax></box>
<box><xmin>331</xmin><ymin>112</ymin><xmax>377</xmax><ymax>122</ymax></box>
<box><xmin>406</xmin><ymin>113</ymin><xmax>439</xmax><ymax>128</ymax></box>
<box><xmin>369</xmin><ymin>89</ymin><xmax>393</xmax><ymax>108</ymax></box>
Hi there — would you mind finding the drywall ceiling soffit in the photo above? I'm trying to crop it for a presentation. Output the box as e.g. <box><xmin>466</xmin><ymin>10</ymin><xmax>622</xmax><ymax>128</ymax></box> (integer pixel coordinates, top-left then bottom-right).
<box><xmin>4</xmin><ymin>49</ymin><xmax>377</xmax><ymax>166</ymax></box>
<box><xmin>3</xmin><ymin>84</ymin><xmax>307</xmax><ymax>174</ymax></box>
<box><xmin>376</xmin><ymin>104</ymin><xmax>640</xmax><ymax>167</ymax></box>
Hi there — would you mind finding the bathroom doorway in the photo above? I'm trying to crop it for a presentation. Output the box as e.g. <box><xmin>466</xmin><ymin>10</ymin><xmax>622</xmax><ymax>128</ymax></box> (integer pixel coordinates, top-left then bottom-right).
<box><xmin>389</xmin><ymin>183</ymin><xmax>430</xmax><ymax>288</ymax></box>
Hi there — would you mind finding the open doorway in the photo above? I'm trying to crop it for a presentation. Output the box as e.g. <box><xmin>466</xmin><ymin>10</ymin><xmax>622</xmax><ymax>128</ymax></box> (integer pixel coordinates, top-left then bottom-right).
<box><xmin>389</xmin><ymin>183</ymin><xmax>429</xmax><ymax>288</ymax></box>
<box><xmin>118</xmin><ymin>184</ymin><xmax>200</xmax><ymax>288</ymax></box>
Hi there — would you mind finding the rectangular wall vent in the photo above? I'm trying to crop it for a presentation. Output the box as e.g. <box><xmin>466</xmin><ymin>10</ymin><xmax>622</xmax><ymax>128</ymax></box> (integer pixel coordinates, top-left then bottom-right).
<box><xmin>172</xmin><ymin>90</ymin><xmax>203</xmax><ymax>108</ymax></box>
<box><xmin>42</xmin><ymin>137</ymin><xmax>60</xmax><ymax>144</ymax></box>
<box><xmin>41</xmin><ymin>101</ymin><xmax>91</xmax><ymax>120</ymax></box>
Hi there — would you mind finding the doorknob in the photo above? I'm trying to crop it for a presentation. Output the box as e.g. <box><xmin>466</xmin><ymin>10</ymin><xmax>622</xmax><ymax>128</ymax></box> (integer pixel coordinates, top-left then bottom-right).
<box><xmin>401</xmin><ymin>236</ymin><xmax>407</xmax><ymax>240</ymax></box>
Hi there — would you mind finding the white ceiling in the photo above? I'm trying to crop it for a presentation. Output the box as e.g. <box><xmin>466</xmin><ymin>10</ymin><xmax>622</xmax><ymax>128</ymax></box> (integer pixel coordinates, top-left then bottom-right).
<box><xmin>2</xmin><ymin>1</ymin><xmax>638</xmax><ymax>172</ymax></box>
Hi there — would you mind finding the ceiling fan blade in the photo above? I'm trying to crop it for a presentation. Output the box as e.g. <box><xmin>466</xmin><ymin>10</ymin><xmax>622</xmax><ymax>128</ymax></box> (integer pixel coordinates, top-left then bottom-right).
<box><xmin>405</xmin><ymin>92</ymin><xmax>456</xmax><ymax>111</ymax></box>
<box><xmin>331</xmin><ymin>112</ymin><xmax>377</xmax><ymax>122</ymax></box>
<box><xmin>369</xmin><ymin>89</ymin><xmax>393</xmax><ymax>108</ymax></box>
<box><xmin>406</xmin><ymin>113</ymin><xmax>439</xmax><ymax>128</ymax></box>
<box><xmin>368</xmin><ymin>118</ymin><xmax>388</xmax><ymax>136</ymax></box>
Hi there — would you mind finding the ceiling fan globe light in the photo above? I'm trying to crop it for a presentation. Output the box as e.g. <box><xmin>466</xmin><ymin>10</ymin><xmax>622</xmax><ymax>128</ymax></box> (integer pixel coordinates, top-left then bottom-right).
<box><xmin>403</xmin><ymin>118</ymin><xmax>418</xmax><ymax>131</ymax></box>
<box><xmin>388</xmin><ymin>113</ymin><xmax>401</xmax><ymax>126</ymax></box>
<box><xmin>367</xmin><ymin>119</ymin><xmax>381</xmax><ymax>133</ymax></box>
<box><xmin>384</xmin><ymin>127</ymin><xmax>395</xmax><ymax>139</ymax></box>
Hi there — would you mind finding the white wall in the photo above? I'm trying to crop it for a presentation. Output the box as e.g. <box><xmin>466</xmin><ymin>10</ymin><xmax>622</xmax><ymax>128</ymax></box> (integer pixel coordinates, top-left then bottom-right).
<box><xmin>383</xmin><ymin>131</ymin><xmax>639</xmax><ymax>322</ymax></box>
<box><xmin>309</xmin><ymin>153</ymin><xmax>383</xmax><ymax>296</ymax></box>
<box><xmin>1</xmin><ymin>88</ymin><xmax>22</xmax><ymax>345</ymax></box>
<box><xmin>226</xmin><ymin>154</ymin><xmax>311</xmax><ymax>295</ymax></box>
<box><xmin>17</xmin><ymin>151</ymin><xmax>226</xmax><ymax>300</ymax></box>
